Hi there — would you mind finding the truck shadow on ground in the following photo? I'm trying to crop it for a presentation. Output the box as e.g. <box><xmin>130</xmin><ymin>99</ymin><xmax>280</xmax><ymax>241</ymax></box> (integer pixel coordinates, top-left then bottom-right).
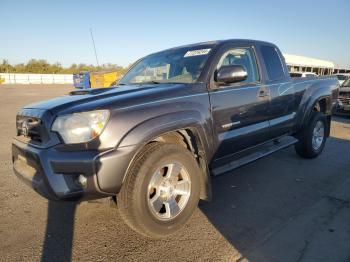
<box><xmin>333</xmin><ymin>114</ymin><xmax>350</xmax><ymax>124</ymax></box>
<box><xmin>41</xmin><ymin>201</ymin><xmax>77</xmax><ymax>262</ymax></box>
<box><xmin>39</xmin><ymin>135</ymin><xmax>103</xmax><ymax>262</ymax></box>
<box><xmin>199</xmin><ymin>136</ymin><xmax>350</xmax><ymax>261</ymax></box>
<box><xmin>38</xmin><ymin>136</ymin><xmax>350</xmax><ymax>261</ymax></box>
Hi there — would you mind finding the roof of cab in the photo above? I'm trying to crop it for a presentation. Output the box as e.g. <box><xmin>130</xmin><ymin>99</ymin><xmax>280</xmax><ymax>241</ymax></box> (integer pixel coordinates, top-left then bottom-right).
<box><xmin>157</xmin><ymin>39</ymin><xmax>277</xmax><ymax>53</ymax></box>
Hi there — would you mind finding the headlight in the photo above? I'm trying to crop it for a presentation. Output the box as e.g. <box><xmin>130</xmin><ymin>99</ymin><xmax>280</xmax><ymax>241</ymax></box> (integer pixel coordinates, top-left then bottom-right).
<box><xmin>52</xmin><ymin>110</ymin><xmax>110</xmax><ymax>144</ymax></box>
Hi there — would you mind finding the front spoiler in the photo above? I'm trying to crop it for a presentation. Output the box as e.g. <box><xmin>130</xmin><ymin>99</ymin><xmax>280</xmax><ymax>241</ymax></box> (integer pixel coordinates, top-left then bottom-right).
<box><xmin>12</xmin><ymin>138</ymin><xmax>138</xmax><ymax>201</ymax></box>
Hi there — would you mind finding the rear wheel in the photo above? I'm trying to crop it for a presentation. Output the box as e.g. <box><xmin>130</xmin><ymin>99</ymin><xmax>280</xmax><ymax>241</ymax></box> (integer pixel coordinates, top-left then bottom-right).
<box><xmin>295</xmin><ymin>111</ymin><xmax>328</xmax><ymax>158</ymax></box>
<box><xmin>117</xmin><ymin>142</ymin><xmax>200</xmax><ymax>238</ymax></box>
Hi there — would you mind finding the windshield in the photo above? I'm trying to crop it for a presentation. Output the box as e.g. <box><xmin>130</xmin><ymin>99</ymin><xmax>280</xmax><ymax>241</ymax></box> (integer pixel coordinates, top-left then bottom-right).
<box><xmin>119</xmin><ymin>47</ymin><xmax>213</xmax><ymax>85</ymax></box>
<box><xmin>336</xmin><ymin>75</ymin><xmax>349</xmax><ymax>80</ymax></box>
<box><xmin>342</xmin><ymin>78</ymin><xmax>350</xmax><ymax>87</ymax></box>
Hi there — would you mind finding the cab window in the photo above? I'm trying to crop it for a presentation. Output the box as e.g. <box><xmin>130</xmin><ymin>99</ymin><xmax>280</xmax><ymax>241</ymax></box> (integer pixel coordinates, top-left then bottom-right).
<box><xmin>216</xmin><ymin>47</ymin><xmax>259</xmax><ymax>84</ymax></box>
<box><xmin>260</xmin><ymin>46</ymin><xmax>285</xmax><ymax>81</ymax></box>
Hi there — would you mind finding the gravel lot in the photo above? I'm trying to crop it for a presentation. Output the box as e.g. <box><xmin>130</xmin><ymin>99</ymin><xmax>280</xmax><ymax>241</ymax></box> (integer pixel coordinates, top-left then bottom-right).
<box><xmin>0</xmin><ymin>84</ymin><xmax>350</xmax><ymax>262</ymax></box>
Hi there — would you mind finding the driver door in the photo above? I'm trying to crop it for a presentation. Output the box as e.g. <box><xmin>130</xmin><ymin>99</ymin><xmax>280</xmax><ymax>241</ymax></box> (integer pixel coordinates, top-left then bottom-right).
<box><xmin>209</xmin><ymin>46</ymin><xmax>271</xmax><ymax>160</ymax></box>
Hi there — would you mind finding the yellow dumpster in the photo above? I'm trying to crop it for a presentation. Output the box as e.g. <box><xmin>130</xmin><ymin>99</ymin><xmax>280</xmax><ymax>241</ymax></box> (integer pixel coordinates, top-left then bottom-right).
<box><xmin>90</xmin><ymin>71</ymin><xmax>122</xmax><ymax>88</ymax></box>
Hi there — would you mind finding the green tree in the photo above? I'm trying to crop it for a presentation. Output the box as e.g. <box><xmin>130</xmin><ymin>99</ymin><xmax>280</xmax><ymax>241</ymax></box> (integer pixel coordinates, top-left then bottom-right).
<box><xmin>0</xmin><ymin>59</ymin><xmax>128</xmax><ymax>75</ymax></box>
<box><xmin>0</xmin><ymin>60</ymin><xmax>14</xmax><ymax>73</ymax></box>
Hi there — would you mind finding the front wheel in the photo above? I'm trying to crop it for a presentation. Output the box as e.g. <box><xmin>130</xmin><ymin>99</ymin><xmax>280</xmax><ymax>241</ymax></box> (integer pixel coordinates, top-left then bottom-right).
<box><xmin>117</xmin><ymin>142</ymin><xmax>200</xmax><ymax>238</ymax></box>
<box><xmin>295</xmin><ymin>111</ymin><xmax>328</xmax><ymax>158</ymax></box>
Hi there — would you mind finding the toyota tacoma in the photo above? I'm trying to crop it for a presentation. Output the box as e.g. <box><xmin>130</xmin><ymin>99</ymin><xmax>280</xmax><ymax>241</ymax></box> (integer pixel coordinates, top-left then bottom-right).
<box><xmin>12</xmin><ymin>39</ymin><xmax>339</xmax><ymax>238</ymax></box>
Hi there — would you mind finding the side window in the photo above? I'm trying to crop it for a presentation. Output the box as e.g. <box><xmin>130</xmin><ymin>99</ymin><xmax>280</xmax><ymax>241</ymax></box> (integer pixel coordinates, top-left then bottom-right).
<box><xmin>217</xmin><ymin>47</ymin><xmax>259</xmax><ymax>84</ymax></box>
<box><xmin>260</xmin><ymin>46</ymin><xmax>285</xmax><ymax>81</ymax></box>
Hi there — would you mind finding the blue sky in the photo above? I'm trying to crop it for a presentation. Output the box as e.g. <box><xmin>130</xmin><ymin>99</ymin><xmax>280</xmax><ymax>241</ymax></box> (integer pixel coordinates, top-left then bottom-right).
<box><xmin>2</xmin><ymin>0</ymin><xmax>350</xmax><ymax>68</ymax></box>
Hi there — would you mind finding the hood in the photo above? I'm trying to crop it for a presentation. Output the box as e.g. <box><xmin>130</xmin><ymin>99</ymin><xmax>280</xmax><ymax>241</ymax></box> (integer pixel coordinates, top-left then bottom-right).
<box><xmin>23</xmin><ymin>83</ymin><xmax>191</xmax><ymax>115</ymax></box>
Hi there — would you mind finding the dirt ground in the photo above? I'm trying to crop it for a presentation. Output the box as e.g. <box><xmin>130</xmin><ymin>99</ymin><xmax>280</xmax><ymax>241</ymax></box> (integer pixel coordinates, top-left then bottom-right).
<box><xmin>0</xmin><ymin>84</ymin><xmax>349</xmax><ymax>262</ymax></box>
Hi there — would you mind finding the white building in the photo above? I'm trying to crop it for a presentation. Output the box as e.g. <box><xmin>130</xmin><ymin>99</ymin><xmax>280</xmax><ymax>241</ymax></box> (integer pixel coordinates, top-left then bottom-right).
<box><xmin>283</xmin><ymin>54</ymin><xmax>350</xmax><ymax>76</ymax></box>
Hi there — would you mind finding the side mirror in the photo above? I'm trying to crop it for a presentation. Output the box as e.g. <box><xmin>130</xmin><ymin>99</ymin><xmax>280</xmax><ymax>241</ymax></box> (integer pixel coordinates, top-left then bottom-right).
<box><xmin>215</xmin><ymin>65</ymin><xmax>247</xmax><ymax>84</ymax></box>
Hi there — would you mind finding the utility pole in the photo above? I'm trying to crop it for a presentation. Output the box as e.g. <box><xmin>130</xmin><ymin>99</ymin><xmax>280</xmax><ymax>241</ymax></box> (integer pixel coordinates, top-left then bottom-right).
<box><xmin>90</xmin><ymin>28</ymin><xmax>100</xmax><ymax>67</ymax></box>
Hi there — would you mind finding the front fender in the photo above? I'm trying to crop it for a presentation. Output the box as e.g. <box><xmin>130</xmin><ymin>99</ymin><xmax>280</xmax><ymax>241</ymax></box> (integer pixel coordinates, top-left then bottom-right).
<box><xmin>117</xmin><ymin>110</ymin><xmax>213</xmax><ymax>200</ymax></box>
<box><xmin>118</xmin><ymin>110</ymin><xmax>211</xmax><ymax>151</ymax></box>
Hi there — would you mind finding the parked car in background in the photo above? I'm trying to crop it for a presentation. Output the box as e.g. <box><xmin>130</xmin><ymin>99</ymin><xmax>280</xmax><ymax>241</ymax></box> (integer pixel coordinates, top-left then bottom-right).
<box><xmin>332</xmin><ymin>73</ymin><xmax>350</xmax><ymax>85</ymax></box>
<box><xmin>12</xmin><ymin>39</ymin><xmax>339</xmax><ymax>238</ymax></box>
<box><xmin>336</xmin><ymin>78</ymin><xmax>350</xmax><ymax>114</ymax></box>
<box><xmin>290</xmin><ymin>72</ymin><xmax>318</xmax><ymax>78</ymax></box>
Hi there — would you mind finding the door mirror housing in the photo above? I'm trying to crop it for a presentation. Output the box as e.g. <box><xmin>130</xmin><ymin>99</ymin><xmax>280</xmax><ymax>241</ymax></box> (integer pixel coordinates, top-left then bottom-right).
<box><xmin>215</xmin><ymin>65</ymin><xmax>247</xmax><ymax>85</ymax></box>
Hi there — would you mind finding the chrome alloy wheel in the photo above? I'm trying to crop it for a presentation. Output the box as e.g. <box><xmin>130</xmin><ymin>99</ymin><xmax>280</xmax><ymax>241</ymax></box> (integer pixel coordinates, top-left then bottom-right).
<box><xmin>312</xmin><ymin>120</ymin><xmax>325</xmax><ymax>151</ymax></box>
<box><xmin>147</xmin><ymin>162</ymin><xmax>191</xmax><ymax>220</ymax></box>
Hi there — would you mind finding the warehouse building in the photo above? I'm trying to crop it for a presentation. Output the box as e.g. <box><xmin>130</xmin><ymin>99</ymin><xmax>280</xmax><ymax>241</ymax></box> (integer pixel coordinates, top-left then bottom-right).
<box><xmin>284</xmin><ymin>54</ymin><xmax>350</xmax><ymax>76</ymax></box>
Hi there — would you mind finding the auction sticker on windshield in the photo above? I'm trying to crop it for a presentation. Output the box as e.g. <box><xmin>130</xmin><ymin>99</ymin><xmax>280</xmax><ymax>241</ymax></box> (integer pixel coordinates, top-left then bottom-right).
<box><xmin>184</xmin><ymin>49</ymin><xmax>211</xmax><ymax>57</ymax></box>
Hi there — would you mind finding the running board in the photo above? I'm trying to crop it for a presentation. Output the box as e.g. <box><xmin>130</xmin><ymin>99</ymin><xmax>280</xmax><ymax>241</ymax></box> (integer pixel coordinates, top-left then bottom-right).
<box><xmin>211</xmin><ymin>136</ymin><xmax>298</xmax><ymax>176</ymax></box>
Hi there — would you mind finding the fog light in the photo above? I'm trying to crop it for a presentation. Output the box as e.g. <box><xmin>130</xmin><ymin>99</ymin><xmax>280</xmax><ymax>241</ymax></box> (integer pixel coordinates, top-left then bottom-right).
<box><xmin>77</xmin><ymin>174</ymin><xmax>87</xmax><ymax>188</ymax></box>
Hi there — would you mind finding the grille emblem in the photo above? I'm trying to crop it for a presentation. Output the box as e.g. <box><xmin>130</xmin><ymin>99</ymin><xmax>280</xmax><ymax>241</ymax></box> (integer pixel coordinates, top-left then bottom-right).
<box><xmin>21</xmin><ymin>121</ymin><xmax>29</xmax><ymax>137</ymax></box>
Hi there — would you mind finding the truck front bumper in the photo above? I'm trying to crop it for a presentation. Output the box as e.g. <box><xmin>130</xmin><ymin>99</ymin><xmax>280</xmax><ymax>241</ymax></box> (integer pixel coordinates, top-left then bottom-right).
<box><xmin>12</xmin><ymin>138</ymin><xmax>138</xmax><ymax>201</ymax></box>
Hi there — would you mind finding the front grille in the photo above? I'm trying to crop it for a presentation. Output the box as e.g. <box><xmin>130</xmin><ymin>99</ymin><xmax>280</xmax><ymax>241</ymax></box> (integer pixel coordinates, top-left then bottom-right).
<box><xmin>339</xmin><ymin>92</ymin><xmax>350</xmax><ymax>105</ymax></box>
<box><xmin>339</xmin><ymin>97</ymin><xmax>350</xmax><ymax>104</ymax></box>
<box><xmin>339</xmin><ymin>92</ymin><xmax>350</xmax><ymax>98</ymax></box>
<box><xmin>16</xmin><ymin>115</ymin><xmax>43</xmax><ymax>143</ymax></box>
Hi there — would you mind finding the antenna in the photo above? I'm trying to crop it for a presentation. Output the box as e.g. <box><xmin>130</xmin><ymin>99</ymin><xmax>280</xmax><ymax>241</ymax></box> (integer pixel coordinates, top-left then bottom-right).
<box><xmin>90</xmin><ymin>28</ymin><xmax>100</xmax><ymax>67</ymax></box>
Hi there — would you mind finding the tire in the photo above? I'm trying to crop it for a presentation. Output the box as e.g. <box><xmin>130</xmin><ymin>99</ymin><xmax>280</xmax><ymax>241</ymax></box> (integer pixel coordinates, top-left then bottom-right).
<box><xmin>117</xmin><ymin>142</ymin><xmax>201</xmax><ymax>238</ymax></box>
<box><xmin>295</xmin><ymin>111</ymin><xmax>328</xmax><ymax>158</ymax></box>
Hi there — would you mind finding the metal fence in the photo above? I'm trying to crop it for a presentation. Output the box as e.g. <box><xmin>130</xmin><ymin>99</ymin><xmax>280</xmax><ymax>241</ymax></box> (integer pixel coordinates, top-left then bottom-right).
<box><xmin>0</xmin><ymin>73</ymin><xmax>73</xmax><ymax>84</ymax></box>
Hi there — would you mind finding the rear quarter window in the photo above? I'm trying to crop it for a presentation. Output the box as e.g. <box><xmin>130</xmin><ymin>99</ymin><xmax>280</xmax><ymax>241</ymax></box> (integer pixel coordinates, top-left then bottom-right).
<box><xmin>260</xmin><ymin>46</ymin><xmax>285</xmax><ymax>81</ymax></box>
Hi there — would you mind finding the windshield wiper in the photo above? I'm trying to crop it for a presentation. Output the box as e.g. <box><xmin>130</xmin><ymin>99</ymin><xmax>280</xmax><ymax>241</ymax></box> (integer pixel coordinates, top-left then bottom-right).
<box><xmin>123</xmin><ymin>81</ymin><xmax>187</xmax><ymax>85</ymax></box>
<box><xmin>140</xmin><ymin>81</ymin><xmax>188</xmax><ymax>85</ymax></box>
<box><xmin>162</xmin><ymin>82</ymin><xmax>187</xmax><ymax>84</ymax></box>
<box><xmin>139</xmin><ymin>81</ymin><xmax>162</xmax><ymax>85</ymax></box>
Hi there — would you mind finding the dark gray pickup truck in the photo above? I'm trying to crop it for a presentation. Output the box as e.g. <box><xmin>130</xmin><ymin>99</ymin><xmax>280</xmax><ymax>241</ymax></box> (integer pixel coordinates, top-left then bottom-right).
<box><xmin>12</xmin><ymin>39</ymin><xmax>339</xmax><ymax>238</ymax></box>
